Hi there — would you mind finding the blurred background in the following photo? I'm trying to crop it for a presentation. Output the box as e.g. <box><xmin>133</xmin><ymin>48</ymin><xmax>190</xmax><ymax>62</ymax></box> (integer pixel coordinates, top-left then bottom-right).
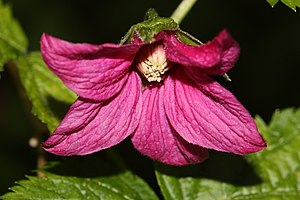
<box><xmin>0</xmin><ymin>0</ymin><xmax>299</xmax><ymax>195</ymax></box>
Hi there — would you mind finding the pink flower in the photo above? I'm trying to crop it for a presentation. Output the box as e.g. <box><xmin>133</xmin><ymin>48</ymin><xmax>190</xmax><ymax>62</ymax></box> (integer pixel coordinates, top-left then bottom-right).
<box><xmin>40</xmin><ymin>30</ymin><xmax>266</xmax><ymax>166</ymax></box>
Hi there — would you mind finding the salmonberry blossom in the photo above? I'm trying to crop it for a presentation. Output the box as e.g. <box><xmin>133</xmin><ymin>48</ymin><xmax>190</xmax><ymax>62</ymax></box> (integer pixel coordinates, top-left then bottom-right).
<box><xmin>41</xmin><ymin>29</ymin><xmax>266</xmax><ymax>166</ymax></box>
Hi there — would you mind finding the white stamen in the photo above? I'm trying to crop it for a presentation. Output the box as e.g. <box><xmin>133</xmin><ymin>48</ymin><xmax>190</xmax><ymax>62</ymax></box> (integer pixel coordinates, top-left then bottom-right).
<box><xmin>136</xmin><ymin>43</ymin><xmax>173</xmax><ymax>82</ymax></box>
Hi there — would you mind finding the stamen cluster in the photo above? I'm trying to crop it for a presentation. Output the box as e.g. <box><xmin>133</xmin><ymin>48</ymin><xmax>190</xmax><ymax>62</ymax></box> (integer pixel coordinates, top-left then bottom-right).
<box><xmin>136</xmin><ymin>43</ymin><xmax>172</xmax><ymax>82</ymax></box>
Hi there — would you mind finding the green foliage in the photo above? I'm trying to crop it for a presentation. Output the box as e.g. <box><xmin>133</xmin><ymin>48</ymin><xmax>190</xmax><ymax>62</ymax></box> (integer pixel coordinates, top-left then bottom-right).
<box><xmin>2</xmin><ymin>154</ymin><xmax>158</xmax><ymax>200</ymax></box>
<box><xmin>267</xmin><ymin>0</ymin><xmax>300</xmax><ymax>11</ymax></box>
<box><xmin>155</xmin><ymin>108</ymin><xmax>300</xmax><ymax>200</ymax></box>
<box><xmin>2</xmin><ymin>172</ymin><xmax>157</xmax><ymax>200</ymax></box>
<box><xmin>0</xmin><ymin>0</ymin><xmax>28</xmax><ymax>71</ymax></box>
<box><xmin>17</xmin><ymin>52</ymin><xmax>76</xmax><ymax>132</ymax></box>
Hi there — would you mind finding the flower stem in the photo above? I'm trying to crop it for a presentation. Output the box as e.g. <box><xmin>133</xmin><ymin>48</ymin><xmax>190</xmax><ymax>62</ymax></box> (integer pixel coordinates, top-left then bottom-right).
<box><xmin>171</xmin><ymin>0</ymin><xmax>198</xmax><ymax>24</ymax></box>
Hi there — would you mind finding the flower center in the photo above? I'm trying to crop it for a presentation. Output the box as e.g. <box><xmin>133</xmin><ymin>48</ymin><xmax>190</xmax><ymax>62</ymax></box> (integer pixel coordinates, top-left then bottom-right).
<box><xmin>136</xmin><ymin>43</ymin><xmax>173</xmax><ymax>82</ymax></box>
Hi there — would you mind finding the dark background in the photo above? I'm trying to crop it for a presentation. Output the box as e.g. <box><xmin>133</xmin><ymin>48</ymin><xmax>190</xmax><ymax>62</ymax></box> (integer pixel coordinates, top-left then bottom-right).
<box><xmin>0</xmin><ymin>0</ymin><xmax>299</xmax><ymax>195</ymax></box>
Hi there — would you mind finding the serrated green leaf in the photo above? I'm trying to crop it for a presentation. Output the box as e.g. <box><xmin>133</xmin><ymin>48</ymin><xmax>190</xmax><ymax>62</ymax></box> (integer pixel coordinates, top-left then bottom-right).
<box><xmin>17</xmin><ymin>52</ymin><xmax>76</xmax><ymax>132</ymax></box>
<box><xmin>267</xmin><ymin>0</ymin><xmax>300</xmax><ymax>11</ymax></box>
<box><xmin>281</xmin><ymin>0</ymin><xmax>300</xmax><ymax>10</ymax></box>
<box><xmin>155</xmin><ymin>108</ymin><xmax>300</xmax><ymax>200</ymax></box>
<box><xmin>267</xmin><ymin>0</ymin><xmax>280</xmax><ymax>7</ymax></box>
<box><xmin>2</xmin><ymin>154</ymin><xmax>159</xmax><ymax>200</ymax></box>
<box><xmin>2</xmin><ymin>172</ymin><xmax>157</xmax><ymax>200</ymax></box>
<box><xmin>0</xmin><ymin>0</ymin><xmax>28</xmax><ymax>71</ymax></box>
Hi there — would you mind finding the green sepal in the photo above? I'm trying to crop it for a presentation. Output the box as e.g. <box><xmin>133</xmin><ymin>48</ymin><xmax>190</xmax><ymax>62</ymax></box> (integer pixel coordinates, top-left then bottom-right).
<box><xmin>120</xmin><ymin>8</ymin><xmax>178</xmax><ymax>44</ymax></box>
<box><xmin>120</xmin><ymin>8</ymin><xmax>203</xmax><ymax>49</ymax></box>
<box><xmin>176</xmin><ymin>29</ymin><xmax>202</xmax><ymax>46</ymax></box>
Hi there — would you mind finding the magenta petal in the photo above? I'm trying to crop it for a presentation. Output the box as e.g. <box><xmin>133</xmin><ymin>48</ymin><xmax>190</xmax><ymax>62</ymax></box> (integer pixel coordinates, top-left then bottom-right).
<box><xmin>164</xmin><ymin>67</ymin><xmax>266</xmax><ymax>155</ymax></box>
<box><xmin>52</xmin><ymin>97</ymin><xmax>102</xmax><ymax>134</ymax></box>
<box><xmin>158</xmin><ymin>30</ymin><xmax>239</xmax><ymax>76</ymax></box>
<box><xmin>206</xmin><ymin>29</ymin><xmax>240</xmax><ymax>75</ymax></box>
<box><xmin>43</xmin><ymin>72</ymin><xmax>142</xmax><ymax>155</ymax></box>
<box><xmin>131</xmin><ymin>85</ymin><xmax>208</xmax><ymax>166</ymax></box>
<box><xmin>40</xmin><ymin>34</ymin><xmax>141</xmax><ymax>101</ymax></box>
<box><xmin>161</xmin><ymin>32</ymin><xmax>221</xmax><ymax>67</ymax></box>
